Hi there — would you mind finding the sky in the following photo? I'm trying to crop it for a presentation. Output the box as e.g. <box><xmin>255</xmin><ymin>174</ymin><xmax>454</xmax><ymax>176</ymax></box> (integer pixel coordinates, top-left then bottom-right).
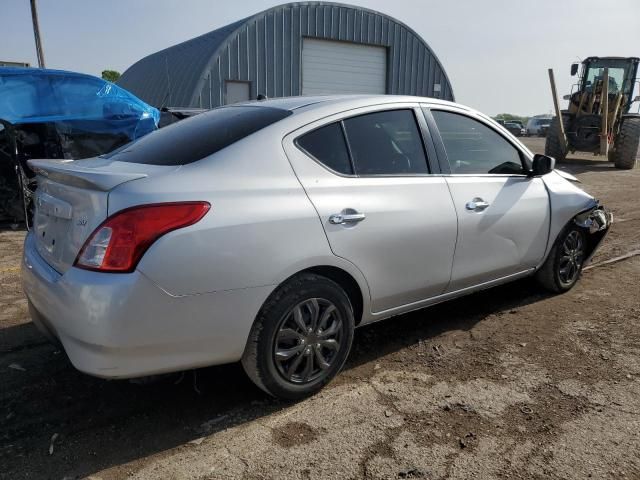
<box><xmin>2</xmin><ymin>0</ymin><xmax>640</xmax><ymax>116</ymax></box>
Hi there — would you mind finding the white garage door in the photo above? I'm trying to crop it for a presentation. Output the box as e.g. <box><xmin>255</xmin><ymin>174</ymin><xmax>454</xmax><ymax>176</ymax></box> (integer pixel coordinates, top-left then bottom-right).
<box><xmin>302</xmin><ymin>38</ymin><xmax>387</xmax><ymax>95</ymax></box>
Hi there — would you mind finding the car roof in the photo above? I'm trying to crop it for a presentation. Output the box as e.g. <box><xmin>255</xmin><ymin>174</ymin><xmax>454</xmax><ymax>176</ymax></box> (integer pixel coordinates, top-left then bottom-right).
<box><xmin>234</xmin><ymin>94</ymin><xmax>471</xmax><ymax>114</ymax></box>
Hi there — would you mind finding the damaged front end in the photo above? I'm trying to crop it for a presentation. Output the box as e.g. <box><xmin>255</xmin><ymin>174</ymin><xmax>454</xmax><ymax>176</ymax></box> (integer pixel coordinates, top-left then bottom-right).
<box><xmin>574</xmin><ymin>203</ymin><xmax>613</xmax><ymax>263</ymax></box>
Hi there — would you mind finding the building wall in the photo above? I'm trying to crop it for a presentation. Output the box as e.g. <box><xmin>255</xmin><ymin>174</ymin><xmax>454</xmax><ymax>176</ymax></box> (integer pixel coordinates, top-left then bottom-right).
<box><xmin>198</xmin><ymin>3</ymin><xmax>453</xmax><ymax>108</ymax></box>
<box><xmin>119</xmin><ymin>2</ymin><xmax>454</xmax><ymax>108</ymax></box>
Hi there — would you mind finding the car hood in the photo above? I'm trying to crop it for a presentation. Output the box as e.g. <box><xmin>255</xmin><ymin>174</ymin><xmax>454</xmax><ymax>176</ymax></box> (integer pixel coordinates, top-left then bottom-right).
<box><xmin>553</xmin><ymin>168</ymin><xmax>580</xmax><ymax>183</ymax></box>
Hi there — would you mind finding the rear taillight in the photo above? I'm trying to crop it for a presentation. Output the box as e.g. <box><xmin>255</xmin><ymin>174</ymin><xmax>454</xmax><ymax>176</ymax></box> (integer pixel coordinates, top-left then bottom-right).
<box><xmin>74</xmin><ymin>202</ymin><xmax>210</xmax><ymax>273</ymax></box>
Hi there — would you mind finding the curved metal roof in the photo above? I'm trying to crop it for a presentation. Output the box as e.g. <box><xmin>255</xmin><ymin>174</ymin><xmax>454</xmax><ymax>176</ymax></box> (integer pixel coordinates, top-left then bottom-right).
<box><xmin>118</xmin><ymin>17</ymin><xmax>248</xmax><ymax>107</ymax></box>
<box><xmin>118</xmin><ymin>2</ymin><xmax>454</xmax><ymax>108</ymax></box>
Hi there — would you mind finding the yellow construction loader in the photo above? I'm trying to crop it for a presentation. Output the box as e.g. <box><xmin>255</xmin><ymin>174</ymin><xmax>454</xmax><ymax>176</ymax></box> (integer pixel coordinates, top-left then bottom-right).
<box><xmin>546</xmin><ymin>57</ymin><xmax>640</xmax><ymax>169</ymax></box>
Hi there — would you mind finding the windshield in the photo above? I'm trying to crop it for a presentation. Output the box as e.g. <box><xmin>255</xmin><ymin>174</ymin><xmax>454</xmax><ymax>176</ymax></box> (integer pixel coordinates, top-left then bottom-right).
<box><xmin>585</xmin><ymin>67</ymin><xmax>626</xmax><ymax>94</ymax></box>
<box><xmin>583</xmin><ymin>58</ymin><xmax>638</xmax><ymax>100</ymax></box>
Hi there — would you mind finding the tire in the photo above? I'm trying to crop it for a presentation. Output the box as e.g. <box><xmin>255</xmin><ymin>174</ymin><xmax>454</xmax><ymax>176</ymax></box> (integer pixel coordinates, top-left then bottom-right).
<box><xmin>535</xmin><ymin>225</ymin><xmax>587</xmax><ymax>293</ymax></box>
<box><xmin>544</xmin><ymin>116</ymin><xmax>568</xmax><ymax>162</ymax></box>
<box><xmin>241</xmin><ymin>273</ymin><xmax>355</xmax><ymax>400</ymax></box>
<box><xmin>611</xmin><ymin>117</ymin><xmax>640</xmax><ymax>170</ymax></box>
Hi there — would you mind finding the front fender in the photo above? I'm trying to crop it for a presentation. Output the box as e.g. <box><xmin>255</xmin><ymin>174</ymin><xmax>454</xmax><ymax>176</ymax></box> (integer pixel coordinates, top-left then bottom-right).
<box><xmin>574</xmin><ymin>205</ymin><xmax>613</xmax><ymax>263</ymax></box>
<box><xmin>541</xmin><ymin>171</ymin><xmax>612</xmax><ymax>265</ymax></box>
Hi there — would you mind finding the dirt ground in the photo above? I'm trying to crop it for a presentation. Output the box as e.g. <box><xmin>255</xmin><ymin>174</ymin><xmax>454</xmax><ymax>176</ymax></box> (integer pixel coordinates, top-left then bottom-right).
<box><xmin>1</xmin><ymin>137</ymin><xmax>639</xmax><ymax>480</ymax></box>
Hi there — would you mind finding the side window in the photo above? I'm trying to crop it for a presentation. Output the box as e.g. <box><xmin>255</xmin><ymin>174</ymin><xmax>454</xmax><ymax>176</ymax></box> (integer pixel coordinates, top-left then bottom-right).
<box><xmin>296</xmin><ymin>122</ymin><xmax>353</xmax><ymax>175</ymax></box>
<box><xmin>432</xmin><ymin>110</ymin><xmax>525</xmax><ymax>175</ymax></box>
<box><xmin>343</xmin><ymin>110</ymin><xmax>429</xmax><ymax>175</ymax></box>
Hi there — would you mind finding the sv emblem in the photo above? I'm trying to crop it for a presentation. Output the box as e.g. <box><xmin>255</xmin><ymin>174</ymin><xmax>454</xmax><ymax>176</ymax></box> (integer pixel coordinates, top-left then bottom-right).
<box><xmin>76</xmin><ymin>218</ymin><xmax>88</xmax><ymax>227</ymax></box>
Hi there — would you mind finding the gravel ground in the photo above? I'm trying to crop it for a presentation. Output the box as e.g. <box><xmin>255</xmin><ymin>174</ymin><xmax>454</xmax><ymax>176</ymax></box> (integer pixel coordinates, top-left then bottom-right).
<box><xmin>1</xmin><ymin>137</ymin><xmax>639</xmax><ymax>479</ymax></box>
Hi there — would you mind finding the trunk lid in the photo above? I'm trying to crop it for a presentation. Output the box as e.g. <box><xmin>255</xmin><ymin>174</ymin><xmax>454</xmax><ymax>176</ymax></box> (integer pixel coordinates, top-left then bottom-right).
<box><xmin>28</xmin><ymin>158</ymin><xmax>178</xmax><ymax>273</ymax></box>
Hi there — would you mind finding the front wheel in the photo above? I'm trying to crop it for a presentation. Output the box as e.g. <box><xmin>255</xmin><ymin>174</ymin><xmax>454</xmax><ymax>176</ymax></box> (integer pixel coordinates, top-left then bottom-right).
<box><xmin>242</xmin><ymin>273</ymin><xmax>355</xmax><ymax>400</ymax></box>
<box><xmin>611</xmin><ymin>117</ymin><xmax>640</xmax><ymax>170</ymax></box>
<box><xmin>545</xmin><ymin>116</ymin><xmax>569</xmax><ymax>162</ymax></box>
<box><xmin>535</xmin><ymin>226</ymin><xmax>587</xmax><ymax>293</ymax></box>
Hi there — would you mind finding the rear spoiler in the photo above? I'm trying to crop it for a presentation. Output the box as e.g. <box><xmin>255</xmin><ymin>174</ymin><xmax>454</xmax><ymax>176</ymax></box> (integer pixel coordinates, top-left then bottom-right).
<box><xmin>27</xmin><ymin>159</ymin><xmax>148</xmax><ymax>191</ymax></box>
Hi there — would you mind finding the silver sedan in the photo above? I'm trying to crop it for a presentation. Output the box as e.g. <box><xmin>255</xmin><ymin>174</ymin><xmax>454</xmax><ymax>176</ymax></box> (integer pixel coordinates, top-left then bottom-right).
<box><xmin>22</xmin><ymin>95</ymin><xmax>611</xmax><ymax>399</ymax></box>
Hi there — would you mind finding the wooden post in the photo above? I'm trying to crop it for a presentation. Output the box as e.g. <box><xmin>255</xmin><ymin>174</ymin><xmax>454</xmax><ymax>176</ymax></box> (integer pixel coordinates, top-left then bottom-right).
<box><xmin>29</xmin><ymin>0</ymin><xmax>45</xmax><ymax>68</ymax></box>
<box><xmin>600</xmin><ymin>67</ymin><xmax>609</xmax><ymax>156</ymax></box>
<box><xmin>548</xmin><ymin>68</ymin><xmax>568</xmax><ymax>151</ymax></box>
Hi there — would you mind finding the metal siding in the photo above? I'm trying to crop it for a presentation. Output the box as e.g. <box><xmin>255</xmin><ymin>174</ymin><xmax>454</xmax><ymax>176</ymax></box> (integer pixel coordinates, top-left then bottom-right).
<box><xmin>338</xmin><ymin>7</ymin><xmax>347</xmax><ymax>41</ymax></box>
<box><xmin>300</xmin><ymin>5</ymin><xmax>308</xmax><ymax>36</ymax></box>
<box><xmin>428</xmin><ymin>54</ymin><xmax>435</xmax><ymax>97</ymax></box>
<box><xmin>119</xmin><ymin>2</ymin><xmax>454</xmax><ymax>108</ymax></box>
<box><xmin>416</xmin><ymin>44</ymin><xmax>425</xmax><ymax>96</ymax></box>
<box><xmin>330</xmin><ymin>6</ymin><xmax>339</xmax><ymax>37</ymax></box>
<box><xmin>393</xmin><ymin>23</ymin><xmax>401</xmax><ymax>94</ymax></box>
<box><xmin>239</xmin><ymin>28</ymin><xmax>248</xmax><ymax>81</ymax></box>
<box><xmin>248</xmin><ymin>22</ymin><xmax>257</xmax><ymax>98</ymax></box>
<box><xmin>283</xmin><ymin>8</ymin><xmax>292</xmax><ymax>96</ymax></box>
<box><xmin>366</xmin><ymin>13</ymin><xmax>374</xmax><ymax>44</ymax></box>
<box><xmin>229</xmin><ymin>36</ymin><xmax>239</xmax><ymax>80</ymax></box>
<box><xmin>354</xmin><ymin>9</ymin><xmax>361</xmax><ymax>42</ymax></box>
<box><xmin>407</xmin><ymin>33</ymin><xmax>415</xmax><ymax>94</ymax></box>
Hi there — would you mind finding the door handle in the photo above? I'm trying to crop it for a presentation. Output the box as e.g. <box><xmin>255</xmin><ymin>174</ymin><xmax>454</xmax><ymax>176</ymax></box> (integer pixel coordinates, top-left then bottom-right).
<box><xmin>465</xmin><ymin>198</ymin><xmax>490</xmax><ymax>212</ymax></box>
<box><xmin>329</xmin><ymin>211</ymin><xmax>366</xmax><ymax>225</ymax></box>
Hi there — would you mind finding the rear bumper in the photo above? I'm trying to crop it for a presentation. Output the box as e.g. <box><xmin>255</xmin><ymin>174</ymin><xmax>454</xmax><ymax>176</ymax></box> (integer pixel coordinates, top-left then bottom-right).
<box><xmin>22</xmin><ymin>233</ymin><xmax>274</xmax><ymax>378</ymax></box>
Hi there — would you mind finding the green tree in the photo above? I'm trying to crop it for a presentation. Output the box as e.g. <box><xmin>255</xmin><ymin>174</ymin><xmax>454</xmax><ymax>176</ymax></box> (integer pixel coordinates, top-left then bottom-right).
<box><xmin>101</xmin><ymin>70</ymin><xmax>121</xmax><ymax>82</ymax></box>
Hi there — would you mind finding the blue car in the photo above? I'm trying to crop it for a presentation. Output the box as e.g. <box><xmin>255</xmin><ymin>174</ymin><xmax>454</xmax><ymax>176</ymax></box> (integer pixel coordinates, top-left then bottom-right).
<box><xmin>0</xmin><ymin>67</ymin><xmax>160</xmax><ymax>226</ymax></box>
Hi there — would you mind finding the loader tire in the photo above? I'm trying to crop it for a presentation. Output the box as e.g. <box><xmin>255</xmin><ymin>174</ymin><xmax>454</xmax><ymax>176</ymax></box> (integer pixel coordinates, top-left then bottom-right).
<box><xmin>612</xmin><ymin>117</ymin><xmax>640</xmax><ymax>170</ymax></box>
<box><xmin>545</xmin><ymin>116</ymin><xmax>568</xmax><ymax>162</ymax></box>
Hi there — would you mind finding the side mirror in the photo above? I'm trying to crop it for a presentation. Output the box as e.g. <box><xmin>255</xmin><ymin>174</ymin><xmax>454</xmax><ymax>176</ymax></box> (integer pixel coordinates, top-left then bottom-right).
<box><xmin>563</xmin><ymin>94</ymin><xmax>571</xmax><ymax>100</ymax></box>
<box><xmin>634</xmin><ymin>95</ymin><xmax>640</xmax><ymax>102</ymax></box>
<box><xmin>570</xmin><ymin>63</ymin><xmax>579</xmax><ymax>76</ymax></box>
<box><xmin>530</xmin><ymin>154</ymin><xmax>555</xmax><ymax>176</ymax></box>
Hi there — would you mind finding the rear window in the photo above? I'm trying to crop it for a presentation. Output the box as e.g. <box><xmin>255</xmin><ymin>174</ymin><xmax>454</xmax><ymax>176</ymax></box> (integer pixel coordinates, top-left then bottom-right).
<box><xmin>103</xmin><ymin>106</ymin><xmax>291</xmax><ymax>165</ymax></box>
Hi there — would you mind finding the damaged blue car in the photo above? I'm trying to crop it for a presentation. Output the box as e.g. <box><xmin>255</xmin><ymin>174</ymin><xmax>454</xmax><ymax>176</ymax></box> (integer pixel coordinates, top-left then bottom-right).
<box><xmin>0</xmin><ymin>67</ymin><xmax>160</xmax><ymax>226</ymax></box>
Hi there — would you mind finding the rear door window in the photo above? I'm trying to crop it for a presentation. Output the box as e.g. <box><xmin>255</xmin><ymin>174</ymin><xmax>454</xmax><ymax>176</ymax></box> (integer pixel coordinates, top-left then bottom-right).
<box><xmin>103</xmin><ymin>106</ymin><xmax>291</xmax><ymax>165</ymax></box>
<box><xmin>343</xmin><ymin>110</ymin><xmax>429</xmax><ymax>175</ymax></box>
<box><xmin>296</xmin><ymin>122</ymin><xmax>353</xmax><ymax>175</ymax></box>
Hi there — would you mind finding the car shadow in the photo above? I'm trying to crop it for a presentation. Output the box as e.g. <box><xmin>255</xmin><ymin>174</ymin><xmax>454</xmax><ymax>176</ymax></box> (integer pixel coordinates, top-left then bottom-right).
<box><xmin>0</xmin><ymin>222</ymin><xmax>25</xmax><ymax>232</ymax></box>
<box><xmin>0</xmin><ymin>278</ymin><xmax>551</xmax><ymax>479</ymax></box>
<box><xmin>556</xmin><ymin>157</ymin><xmax>613</xmax><ymax>175</ymax></box>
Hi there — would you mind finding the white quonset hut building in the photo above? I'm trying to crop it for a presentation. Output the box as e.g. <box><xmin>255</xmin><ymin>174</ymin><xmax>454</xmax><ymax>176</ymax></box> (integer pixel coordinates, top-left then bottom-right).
<box><xmin>118</xmin><ymin>2</ymin><xmax>454</xmax><ymax>108</ymax></box>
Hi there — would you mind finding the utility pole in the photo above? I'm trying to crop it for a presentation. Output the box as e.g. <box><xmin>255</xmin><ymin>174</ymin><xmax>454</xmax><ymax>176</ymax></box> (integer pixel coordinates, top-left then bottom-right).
<box><xmin>29</xmin><ymin>0</ymin><xmax>46</xmax><ymax>68</ymax></box>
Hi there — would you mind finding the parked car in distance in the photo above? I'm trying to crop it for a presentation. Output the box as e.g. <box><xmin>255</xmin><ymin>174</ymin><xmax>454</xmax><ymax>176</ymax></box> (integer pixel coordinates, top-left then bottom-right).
<box><xmin>504</xmin><ymin>121</ymin><xmax>526</xmax><ymax>137</ymax></box>
<box><xmin>22</xmin><ymin>95</ymin><xmax>611</xmax><ymax>399</ymax></box>
<box><xmin>526</xmin><ymin>116</ymin><xmax>553</xmax><ymax>136</ymax></box>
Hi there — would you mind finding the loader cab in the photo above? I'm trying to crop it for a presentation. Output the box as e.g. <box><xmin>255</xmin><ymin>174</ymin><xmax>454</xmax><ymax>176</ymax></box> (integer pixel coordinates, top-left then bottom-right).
<box><xmin>573</xmin><ymin>57</ymin><xmax>640</xmax><ymax>113</ymax></box>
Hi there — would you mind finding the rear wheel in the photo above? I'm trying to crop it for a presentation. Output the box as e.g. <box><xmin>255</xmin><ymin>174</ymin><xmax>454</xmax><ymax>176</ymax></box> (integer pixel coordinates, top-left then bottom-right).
<box><xmin>242</xmin><ymin>273</ymin><xmax>355</xmax><ymax>400</ymax></box>
<box><xmin>612</xmin><ymin>117</ymin><xmax>640</xmax><ymax>170</ymax></box>
<box><xmin>545</xmin><ymin>116</ymin><xmax>569</xmax><ymax>162</ymax></box>
<box><xmin>535</xmin><ymin>225</ymin><xmax>587</xmax><ymax>293</ymax></box>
